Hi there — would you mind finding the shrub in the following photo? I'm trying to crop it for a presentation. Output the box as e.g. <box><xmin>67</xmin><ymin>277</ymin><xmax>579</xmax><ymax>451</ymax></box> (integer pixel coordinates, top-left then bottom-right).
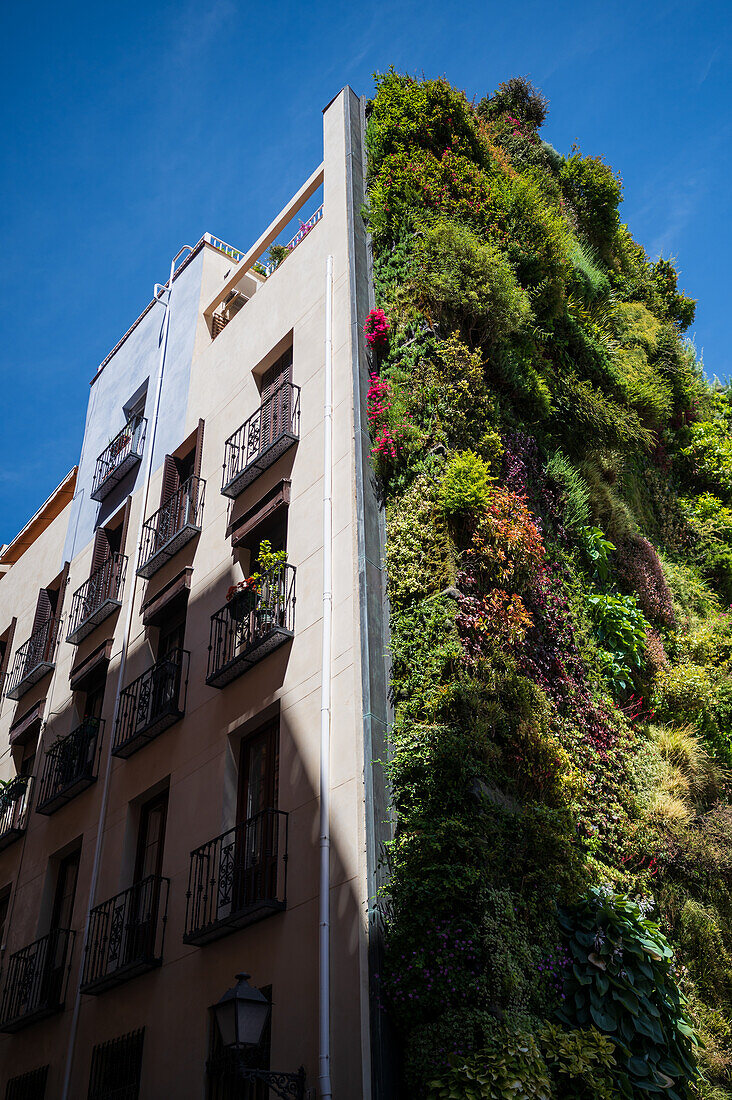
<box><xmin>440</xmin><ymin>451</ymin><xmax>493</xmax><ymax>520</ymax></box>
<box><xmin>614</xmin><ymin>533</ymin><xmax>675</xmax><ymax>626</ymax></box>
<box><xmin>560</xmin><ymin>153</ymin><xmax>622</xmax><ymax>256</ymax></box>
<box><xmin>558</xmin><ymin>888</ymin><xmax>699</xmax><ymax>1098</ymax></box>
<box><xmin>586</xmin><ymin>593</ymin><xmax>650</xmax><ymax>693</ymax></box>
<box><xmin>386</xmin><ymin>476</ymin><xmax>456</xmax><ymax>609</ymax></box>
<box><xmin>478</xmin><ymin>75</ymin><xmax>550</xmax><ymax>128</ymax></box>
<box><xmin>413</xmin><ymin>219</ymin><xmax>532</xmax><ymax>347</ymax></box>
<box><xmin>464</xmin><ymin>488</ymin><xmax>545</xmax><ymax>589</ymax></box>
<box><xmin>427</xmin><ymin>1029</ymin><xmax>551</xmax><ymax>1100</ymax></box>
<box><xmin>539</xmin><ymin>1023</ymin><xmax>617</xmax><ymax>1099</ymax></box>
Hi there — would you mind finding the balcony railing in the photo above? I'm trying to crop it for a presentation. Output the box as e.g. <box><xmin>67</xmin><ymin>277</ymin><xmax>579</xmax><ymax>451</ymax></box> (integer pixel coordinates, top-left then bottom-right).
<box><xmin>207</xmin><ymin>565</ymin><xmax>295</xmax><ymax>689</ymax></box>
<box><xmin>259</xmin><ymin>203</ymin><xmax>324</xmax><ymax>276</ymax></box>
<box><xmin>91</xmin><ymin>415</ymin><xmax>147</xmax><ymax>501</ymax></box>
<box><xmin>80</xmin><ymin>875</ymin><xmax>169</xmax><ymax>995</ymax></box>
<box><xmin>221</xmin><ymin>382</ymin><xmax>300</xmax><ymax>499</ymax></box>
<box><xmin>67</xmin><ymin>554</ymin><xmax>127</xmax><ymax>645</ymax></box>
<box><xmin>36</xmin><ymin>717</ymin><xmax>103</xmax><ymax>816</ymax></box>
<box><xmin>137</xmin><ymin>476</ymin><xmax>205</xmax><ymax>579</ymax></box>
<box><xmin>184</xmin><ymin>809</ymin><xmax>287</xmax><ymax>945</ymax></box>
<box><xmin>0</xmin><ymin>928</ymin><xmax>75</xmax><ymax>1032</ymax></box>
<box><xmin>113</xmin><ymin>648</ymin><xmax>189</xmax><ymax>758</ymax></box>
<box><xmin>0</xmin><ymin>775</ymin><xmax>33</xmax><ymax>851</ymax></box>
<box><xmin>6</xmin><ymin>618</ymin><xmax>59</xmax><ymax>701</ymax></box>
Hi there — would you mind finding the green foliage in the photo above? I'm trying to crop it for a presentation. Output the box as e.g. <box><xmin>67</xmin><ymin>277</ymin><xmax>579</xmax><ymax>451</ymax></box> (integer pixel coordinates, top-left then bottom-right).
<box><xmin>413</xmin><ymin>219</ymin><xmax>533</xmax><ymax>346</ymax></box>
<box><xmin>427</xmin><ymin>1030</ymin><xmax>551</xmax><ymax>1100</ymax></box>
<box><xmin>560</xmin><ymin>153</ymin><xmax>623</xmax><ymax>256</ymax></box>
<box><xmin>578</xmin><ymin>526</ymin><xmax>615</xmax><ymax>585</ymax></box>
<box><xmin>440</xmin><ymin>451</ymin><xmax>493</xmax><ymax>520</ymax></box>
<box><xmin>558</xmin><ymin>888</ymin><xmax>698</xmax><ymax>1099</ymax></box>
<box><xmin>539</xmin><ymin>1023</ymin><xmax>617</xmax><ymax>1099</ymax></box>
<box><xmin>362</xmin><ymin>66</ymin><xmax>729</xmax><ymax>1100</ymax></box>
<box><xmin>587</xmin><ymin>592</ymin><xmax>649</xmax><ymax>691</ymax></box>
<box><xmin>478</xmin><ymin>76</ymin><xmax>549</xmax><ymax>128</ymax></box>
<box><xmin>546</xmin><ymin>452</ymin><xmax>592</xmax><ymax>532</ymax></box>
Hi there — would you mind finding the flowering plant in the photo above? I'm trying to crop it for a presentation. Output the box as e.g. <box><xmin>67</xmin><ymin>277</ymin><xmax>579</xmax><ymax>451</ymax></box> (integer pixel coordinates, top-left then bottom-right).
<box><xmin>364</xmin><ymin>308</ymin><xmax>391</xmax><ymax>351</ymax></box>
<box><xmin>226</xmin><ymin>577</ymin><xmax>258</xmax><ymax>602</ymax></box>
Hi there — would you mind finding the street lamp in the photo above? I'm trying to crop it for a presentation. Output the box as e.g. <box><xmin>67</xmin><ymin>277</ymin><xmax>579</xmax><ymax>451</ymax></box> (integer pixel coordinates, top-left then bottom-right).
<box><xmin>211</xmin><ymin>974</ymin><xmax>306</xmax><ymax>1100</ymax></box>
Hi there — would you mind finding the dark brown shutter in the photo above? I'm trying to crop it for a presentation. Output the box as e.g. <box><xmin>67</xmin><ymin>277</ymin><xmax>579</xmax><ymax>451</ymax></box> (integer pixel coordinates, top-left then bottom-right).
<box><xmin>91</xmin><ymin>528</ymin><xmax>112</xmax><ymax>575</ymax></box>
<box><xmin>193</xmin><ymin>419</ymin><xmax>205</xmax><ymax>480</ymax></box>
<box><xmin>160</xmin><ymin>455</ymin><xmax>180</xmax><ymax>506</ymax></box>
<box><xmin>260</xmin><ymin>349</ymin><xmax>292</xmax><ymax>449</ymax></box>
<box><xmin>119</xmin><ymin>496</ymin><xmax>132</xmax><ymax>554</ymax></box>
<box><xmin>32</xmin><ymin>589</ymin><xmax>52</xmax><ymax>634</ymax></box>
<box><xmin>55</xmin><ymin>562</ymin><xmax>71</xmax><ymax>619</ymax></box>
<box><xmin>0</xmin><ymin>617</ymin><xmax>16</xmax><ymax>695</ymax></box>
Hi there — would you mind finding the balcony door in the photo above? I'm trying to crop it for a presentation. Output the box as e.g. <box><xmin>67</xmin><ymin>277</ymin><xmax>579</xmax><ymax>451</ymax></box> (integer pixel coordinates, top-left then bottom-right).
<box><xmin>259</xmin><ymin>349</ymin><xmax>292</xmax><ymax>453</ymax></box>
<box><xmin>128</xmin><ymin>792</ymin><xmax>168</xmax><ymax>965</ymax></box>
<box><xmin>44</xmin><ymin>848</ymin><xmax>80</xmax><ymax>1005</ymax></box>
<box><xmin>234</xmin><ymin>723</ymin><xmax>279</xmax><ymax>909</ymax></box>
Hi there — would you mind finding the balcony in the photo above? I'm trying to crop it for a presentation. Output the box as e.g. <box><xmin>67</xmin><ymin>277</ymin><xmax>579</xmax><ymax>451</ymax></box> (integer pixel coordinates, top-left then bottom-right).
<box><xmin>5</xmin><ymin>618</ymin><xmax>59</xmax><ymax>701</ymax></box>
<box><xmin>137</xmin><ymin>476</ymin><xmax>205</xmax><ymax>579</ymax></box>
<box><xmin>184</xmin><ymin>809</ymin><xmax>287</xmax><ymax>945</ymax></box>
<box><xmin>80</xmin><ymin>875</ymin><xmax>169</xmax><ymax>995</ymax></box>
<box><xmin>221</xmin><ymin>383</ymin><xmax>300</xmax><ymax>499</ymax></box>
<box><xmin>206</xmin><ymin>565</ymin><xmax>295</xmax><ymax>689</ymax></box>
<box><xmin>36</xmin><ymin>718</ymin><xmax>103</xmax><ymax>816</ymax></box>
<box><xmin>0</xmin><ymin>775</ymin><xmax>33</xmax><ymax>851</ymax></box>
<box><xmin>112</xmin><ymin>648</ymin><xmax>189</xmax><ymax>758</ymax></box>
<box><xmin>67</xmin><ymin>554</ymin><xmax>127</xmax><ymax>645</ymax></box>
<box><xmin>91</xmin><ymin>415</ymin><xmax>147</xmax><ymax>502</ymax></box>
<box><xmin>0</xmin><ymin>928</ymin><xmax>75</xmax><ymax>1032</ymax></box>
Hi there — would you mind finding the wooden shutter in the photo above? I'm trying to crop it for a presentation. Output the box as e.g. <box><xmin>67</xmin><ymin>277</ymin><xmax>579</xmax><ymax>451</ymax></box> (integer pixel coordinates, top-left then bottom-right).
<box><xmin>32</xmin><ymin>589</ymin><xmax>52</xmax><ymax>635</ymax></box>
<box><xmin>160</xmin><ymin>456</ymin><xmax>180</xmax><ymax>507</ymax></box>
<box><xmin>119</xmin><ymin>496</ymin><xmax>132</xmax><ymax>553</ymax></box>
<box><xmin>260</xmin><ymin>349</ymin><xmax>292</xmax><ymax>448</ymax></box>
<box><xmin>0</xmin><ymin>618</ymin><xmax>16</xmax><ymax>695</ymax></box>
<box><xmin>91</xmin><ymin>528</ymin><xmax>112</xmax><ymax>575</ymax></box>
<box><xmin>192</xmin><ymin>419</ymin><xmax>205</xmax><ymax>480</ymax></box>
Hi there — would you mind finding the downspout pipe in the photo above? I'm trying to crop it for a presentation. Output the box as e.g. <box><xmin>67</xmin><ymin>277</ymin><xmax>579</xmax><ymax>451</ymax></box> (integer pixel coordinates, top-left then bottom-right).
<box><xmin>61</xmin><ymin>245</ymin><xmax>193</xmax><ymax>1100</ymax></box>
<box><xmin>319</xmin><ymin>254</ymin><xmax>334</xmax><ymax>1100</ymax></box>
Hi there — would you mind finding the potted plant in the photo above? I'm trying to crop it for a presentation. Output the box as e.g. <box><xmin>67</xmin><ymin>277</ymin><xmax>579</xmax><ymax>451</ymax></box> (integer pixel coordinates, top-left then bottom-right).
<box><xmin>226</xmin><ymin>578</ymin><xmax>257</xmax><ymax>623</ymax></box>
<box><xmin>109</xmin><ymin>429</ymin><xmax>131</xmax><ymax>460</ymax></box>
<box><xmin>252</xmin><ymin>540</ymin><xmax>288</xmax><ymax>632</ymax></box>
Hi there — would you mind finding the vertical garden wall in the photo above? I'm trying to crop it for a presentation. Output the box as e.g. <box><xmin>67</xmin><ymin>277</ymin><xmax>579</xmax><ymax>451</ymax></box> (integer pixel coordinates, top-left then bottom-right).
<box><xmin>364</xmin><ymin>70</ymin><xmax>732</xmax><ymax>1100</ymax></box>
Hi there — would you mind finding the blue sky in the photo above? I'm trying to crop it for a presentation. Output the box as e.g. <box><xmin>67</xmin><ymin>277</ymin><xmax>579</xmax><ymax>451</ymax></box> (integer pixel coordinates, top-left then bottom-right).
<box><xmin>0</xmin><ymin>0</ymin><xmax>729</xmax><ymax>542</ymax></box>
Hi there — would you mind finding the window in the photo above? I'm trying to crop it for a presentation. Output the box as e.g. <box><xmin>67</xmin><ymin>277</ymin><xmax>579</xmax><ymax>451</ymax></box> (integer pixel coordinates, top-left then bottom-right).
<box><xmin>258</xmin><ymin>348</ymin><xmax>293</xmax><ymax>452</ymax></box>
<box><xmin>51</xmin><ymin>849</ymin><xmax>80</xmax><ymax>933</ymax></box>
<box><xmin>238</xmin><ymin>722</ymin><xmax>279</xmax><ymax>824</ymax></box>
<box><xmin>5</xmin><ymin>1066</ymin><xmax>49</xmax><ymax>1100</ymax></box>
<box><xmin>0</xmin><ymin>885</ymin><xmax>11</xmax><ymax>953</ymax></box>
<box><xmin>160</xmin><ymin>420</ymin><xmax>204</xmax><ymax>510</ymax></box>
<box><xmin>87</xmin><ymin>1029</ymin><xmax>145</xmax><ymax>1100</ymax></box>
<box><xmin>135</xmin><ymin>791</ymin><xmax>168</xmax><ymax>884</ymax></box>
<box><xmin>206</xmin><ymin>989</ymin><xmax>271</xmax><ymax>1100</ymax></box>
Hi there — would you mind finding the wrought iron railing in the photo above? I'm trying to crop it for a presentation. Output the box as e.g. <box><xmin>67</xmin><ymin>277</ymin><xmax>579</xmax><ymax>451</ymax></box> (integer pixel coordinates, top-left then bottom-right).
<box><xmin>5</xmin><ymin>1064</ymin><xmax>50</xmax><ymax>1100</ymax></box>
<box><xmin>207</xmin><ymin>565</ymin><xmax>296</xmax><ymax>688</ymax></box>
<box><xmin>67</xmin><ymin>554</ymin><xmax>127</xmax><ymax>644</ymax></box>
<box><xmin>113</xmin><ymin>648</ymin><xmax>189</xmax><ymax>758</ymax></box>
<box><xmin>36</xmin><ymin>717</ymin><xmax>103</xmax><ymax>815</ymax></box>
<box><xmin>221</xmin><ymin>383</ymin><xmax>300</xmax><ymax>498</ymax></box>
<box><xmin>91</xmin><ymin>415</ymin><xmax>146</xmax><ymax>501</ymax></box>
<box><xmin>185</xmin><ymin>809</ymin><xmax>288</xmax><ymax>945</ymax></box>
<box><xmin>5</xmin><ymin>618</ymin><xmax>59</xmax><ymax>701</ymax></box>
<box><xmin>137</xmin><ymin>476</ymin><xmax>205</xmax><ymax>578</ymax></box>
<box><xmin>81</xmin><ymin>875</ymin><xmax>169</xmax><ymax>994</ymax></box>
<box><xmin>0</xmin><ymin>928</ymin><xmax>75</xmax><ymax>1031</ymax></box>
<box><xmin>0</xmin><ymin>775</ymin><xmax>33</xmax><ymax>849</ymax></box>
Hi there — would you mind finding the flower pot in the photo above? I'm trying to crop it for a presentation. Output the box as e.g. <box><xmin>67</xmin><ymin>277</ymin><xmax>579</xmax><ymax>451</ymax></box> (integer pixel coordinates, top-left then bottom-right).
<box><xmin>256</xmin><ymin>607</ymin><xmax>276</xmax><ymax>633</ymax></box>
<box><xmin>227</xmin><ymin>591</ymin><xmax>254</xmax><ymax>623</ymax></box>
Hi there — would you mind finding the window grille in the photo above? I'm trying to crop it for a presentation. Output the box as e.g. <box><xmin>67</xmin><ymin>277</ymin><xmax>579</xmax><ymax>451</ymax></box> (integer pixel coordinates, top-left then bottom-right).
<box><xmin>5</xmin><ymin>1066</ymin><xmax>49</xmax><ymax>1100</ymax></box>
<box><xmin>87</xmin><ymin>1028</ymin><xmax>145</xmax><ymax>1100</ymax></box>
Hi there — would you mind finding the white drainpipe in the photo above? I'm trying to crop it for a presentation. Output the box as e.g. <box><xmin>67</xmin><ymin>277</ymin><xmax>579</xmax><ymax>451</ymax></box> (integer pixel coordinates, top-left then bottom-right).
<box><xmin>319</xmin><ymin>254</ymin><xmax>334</xmax><ymax>1100</ymax></box>
<box><xmin>61</xmin><ymin>246</ymin><xmax>193</xmax><ymax>1099</ymax></box>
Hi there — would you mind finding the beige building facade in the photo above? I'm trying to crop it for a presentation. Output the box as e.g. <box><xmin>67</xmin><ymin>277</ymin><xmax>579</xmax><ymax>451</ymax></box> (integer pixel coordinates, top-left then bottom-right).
<box><xmin>0</xmin><ymin>88</ymin><xmax>391</xmax><ymax>1100</ymax></box>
